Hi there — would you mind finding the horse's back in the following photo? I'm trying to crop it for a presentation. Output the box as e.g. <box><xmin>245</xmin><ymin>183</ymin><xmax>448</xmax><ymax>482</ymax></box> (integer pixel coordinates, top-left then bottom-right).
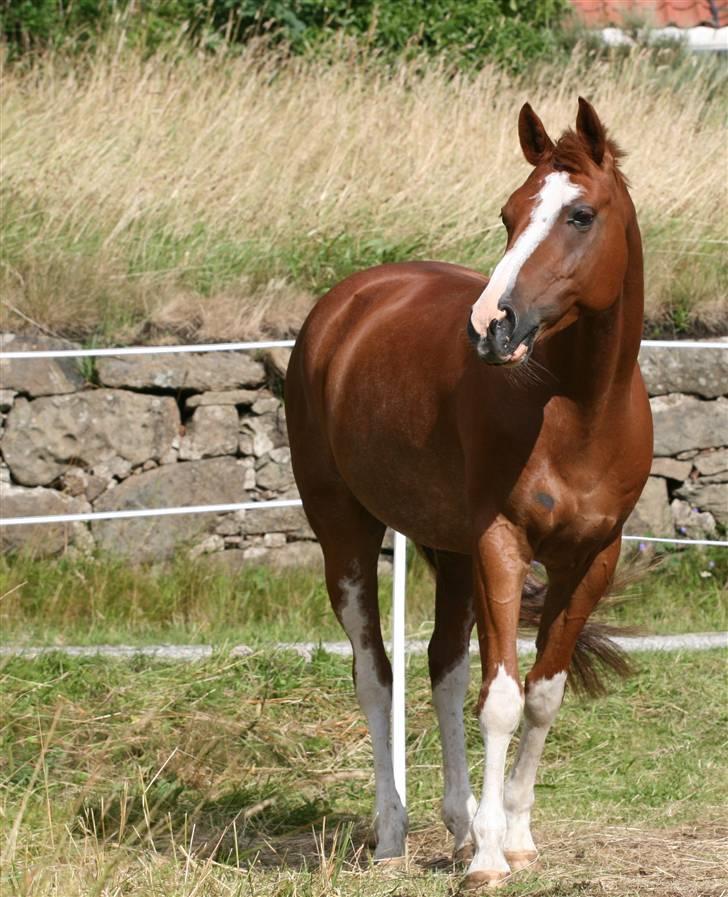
<box><xmin>288</xmin><ymin>260</ymin><xmax>485</xmax><ymax>404</ymax></box>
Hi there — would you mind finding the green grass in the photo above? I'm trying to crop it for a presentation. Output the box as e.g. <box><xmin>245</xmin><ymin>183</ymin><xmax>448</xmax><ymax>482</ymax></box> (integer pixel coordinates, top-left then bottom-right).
<box><xmin>0</xmin><ymin>547</ymin><xmax>725</xmax><ymax>648</ymax></box>
<box><xmin>0</xmin><ymin>648</ymin><xmax>725</xmax><ymax>895</ymax></box>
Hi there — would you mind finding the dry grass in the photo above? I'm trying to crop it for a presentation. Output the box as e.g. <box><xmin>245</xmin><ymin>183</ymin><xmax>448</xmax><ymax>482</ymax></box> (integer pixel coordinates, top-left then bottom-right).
<box><xmin>1</xmin><ymin>45</ymin><xmax>726</xmax><ymax>342</ymax></box>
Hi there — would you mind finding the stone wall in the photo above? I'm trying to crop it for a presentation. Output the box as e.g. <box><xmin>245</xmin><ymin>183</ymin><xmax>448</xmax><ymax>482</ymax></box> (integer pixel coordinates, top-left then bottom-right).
<box><xmin>1</xmin><ymin>333</ymin><xmax>726</xmax><ymax>566</ymax></box>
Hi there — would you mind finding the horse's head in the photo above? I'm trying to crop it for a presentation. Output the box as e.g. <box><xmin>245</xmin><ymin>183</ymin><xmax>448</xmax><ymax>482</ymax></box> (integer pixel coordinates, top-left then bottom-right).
<box><xmin>468</xmin><ymin>98</ymin><xmax>632</xmax><ymax>366</ymax></box>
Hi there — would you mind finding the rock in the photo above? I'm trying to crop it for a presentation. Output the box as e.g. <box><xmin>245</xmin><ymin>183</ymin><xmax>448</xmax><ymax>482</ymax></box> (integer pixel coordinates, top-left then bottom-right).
<box><xmin>215</xmin><ymin>515</ymin><xmax>241</xmax><ymax>536</ymax></box>
<box><xmin>207</xmin><ymin>548</ymin><xmax>248</xmax><ymax>571</ymax></box>
<box><xmin>650</xmin><ymin>395</ymin><xmax>728</xmax><ymax>456</ymax></box>
<box><xmin>0</xmin><ymin>481</ymin><xmax>91</xmax><ymax>556</ymax></box>
<box><xmin>624</xmin><ymin>476</ymin><xmax>673</xmax><ymax>537</ymax></box>
<box><xmin>239</xmin><ymin>504</ymin><xmax>312</xmax><ymax>538</ymax></box>
<box><xmin>159</xmin><ymin>439</ymin><xmax>179</xmax><ymax>466</ymax></box>
<box><xmin>263</xmin><ymin>532</ymin><xmax>287</xmax><ymax>548</ymax></box>
<box><xmin>670</xmin><ymin>499</ymin><xmax>717</xmax><ymax>538</ymax></box>
<box><xmin>676</xmin><ymin>449</ymin><xmax>698</xmax><ymax>461</ymax></box>
<box><xmin>252</xmin><ymin>396</ymin><xmax>280</xmax><ymax>415</ymax></box>
<box><xmin>674</xmin><ymin>481</ymin><xmax>728</xmax><ymax>527</ymax></box>
<box><xmin>186</xmin><ymin>389</ymin><xmax>258</xmax><ymax>409</ymax></box>
<box><xmin>189</xmin><ymin>534</ymin><xmax>225</xmax><ymax>557</ymax></box>
<box><xmin>96</xmin><ymin>352</ymin><xmax>265</xmax><ymax>392</ymax></box>
<box><xmin>639</xmin><ymin>339</ymin><xmax>728</xmax><ymax>398</ymax></box>
<box><xmin>649</xmin><ymin>457</ymin><xmax>693</xmax><ymax>481</ymax></box>
<box><xmin>239</xmin><ymin>410</ymin><xmax>287</xmax><ymax>458</ymax></box>
<box><xmin>179</xmin><ymin>405</ymin><xmax>239</xmax><ymax>460</ymax></box>
<box><xmin>92</xmin><ymin>457</ymin><xmax>250</xmax><ymax>562</ymax></box>
<box><xmin>239</xmin><ymin>417</ymin><xmax>275</xmax><ymax>458</ymax></box>
<box><xmin>243</xmin><ymin>546</ymin><xmax>269</xmax><ymax>563</ymax></box>
<box><xmin>264</xmin><ymin>347</ymin><xmax>292</xmax><ymax>381</ymax></box>
<box><xmin>2</xmin><ymin>390</ymin><xmax>180</xmax><ymax>487</ymax></box>
<box><xmin>0</xmin><ymin>334</ymin><xmax>86</xmax><ymax>397</ymax></box>
<box><xmin>693</xmin><ymin>447</ymin><xmax>728</xmax><ymax>478</ymax></box>
<box><xmin>0</xmin><ymin>389</ymin><xmax>15</xmax><ymax>412</ymax></box>
<box><xmin>92</xmin><ymin>457</ymin><xmax>133</xmax><ymax>482</ymax></box>
<box><xmin>255</xmin><ymin>448</ymin><xmax>295</xmax><ymax>492</ymax></box>
<box><xmin>266</xmin><ymin>541</ymin><xmax>322</xmax><ymax>570</ymax></box>
<box><xmin>61</xmin><ymin>469</ymin><xmax>107</xmax><ymax>502</ymax></box>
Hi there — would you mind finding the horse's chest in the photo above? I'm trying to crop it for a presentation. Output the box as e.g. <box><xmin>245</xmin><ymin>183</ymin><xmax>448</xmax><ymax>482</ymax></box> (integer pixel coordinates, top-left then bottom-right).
<box><xmin>507</xmin><ymin>461</ymin><xmax>630</xmax><ymax>556</ymax></box>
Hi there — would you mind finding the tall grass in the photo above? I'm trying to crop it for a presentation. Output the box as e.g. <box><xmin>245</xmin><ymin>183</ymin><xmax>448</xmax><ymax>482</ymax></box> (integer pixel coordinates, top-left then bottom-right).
<box><xmin>2</xmin><ymin>44</ymin><xmax>726</xmax><ymax>341</ymax></box>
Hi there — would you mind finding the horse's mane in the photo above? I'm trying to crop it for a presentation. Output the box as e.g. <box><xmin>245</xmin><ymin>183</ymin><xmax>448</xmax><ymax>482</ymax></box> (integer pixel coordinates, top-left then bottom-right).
<box><xmin>552</xmin><ymin>129</ymin><xmax>628</xmax><ymax>186</ymax></box>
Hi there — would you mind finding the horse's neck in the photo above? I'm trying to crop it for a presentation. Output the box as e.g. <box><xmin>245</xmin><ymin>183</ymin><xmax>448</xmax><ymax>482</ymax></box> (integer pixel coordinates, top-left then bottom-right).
<box><xmin>549</xmin><ymin>210</ymin><xmax>643</xmax><ymax>417</ymax></box>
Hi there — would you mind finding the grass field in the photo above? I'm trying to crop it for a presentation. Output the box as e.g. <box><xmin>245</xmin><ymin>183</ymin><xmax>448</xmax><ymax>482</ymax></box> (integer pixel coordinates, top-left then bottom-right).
<box><xmin>1</xmin><ymin>648</ymin><xmax>726</xmax><ymax>896</ymax></box>
<box><xmin>0</xmin><ymin>547</ymin><xmax>726</xmax><ymax>647</ymax></box>
<box><xmin>2</xmin><ymin>46</ymin><xmax>726</xmax><ymax>343</ymax></box>
<box><xmin>1</xmin><ymin>544</ymin><xmax>726</xmax><ymax>895</ymax></box>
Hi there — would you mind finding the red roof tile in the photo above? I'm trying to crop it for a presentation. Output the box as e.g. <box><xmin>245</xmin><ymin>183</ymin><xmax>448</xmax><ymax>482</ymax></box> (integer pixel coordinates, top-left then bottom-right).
<box><xmin>569</xmin><ymin>1</ymin><xmax>727</xmax><ymax>28</ymax></box>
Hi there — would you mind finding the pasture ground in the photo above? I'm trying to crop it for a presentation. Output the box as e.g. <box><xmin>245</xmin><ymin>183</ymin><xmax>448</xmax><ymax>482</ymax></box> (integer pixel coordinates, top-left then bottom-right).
<box><xmin>1</xmin><ymin>548</ymin><xmax>725</xmax><ymax>895</ymax></box>
<box><xmin>0</xmin><ymin>649</ymin><xmax>726</xmax><ymax>896</ymax></box>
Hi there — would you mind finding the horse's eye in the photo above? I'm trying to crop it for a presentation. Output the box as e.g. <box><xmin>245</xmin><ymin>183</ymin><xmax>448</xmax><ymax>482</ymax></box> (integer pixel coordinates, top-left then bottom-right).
<box><xmin>568</xmin><ymin>207</ymin><xmax>596</xmax><ymax>231</ymax></box>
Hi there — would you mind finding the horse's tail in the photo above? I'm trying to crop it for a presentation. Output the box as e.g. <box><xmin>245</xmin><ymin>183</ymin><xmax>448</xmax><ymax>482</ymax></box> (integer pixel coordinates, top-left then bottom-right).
<box><xmin>519</xmin><ymin>576</ymin><xmax>633</xmax><ymax>697</ymax></box>
<box><xmin>415</xmin><ymin>546</ymin><xmax>633</xmax><ymax>697</ymax></box>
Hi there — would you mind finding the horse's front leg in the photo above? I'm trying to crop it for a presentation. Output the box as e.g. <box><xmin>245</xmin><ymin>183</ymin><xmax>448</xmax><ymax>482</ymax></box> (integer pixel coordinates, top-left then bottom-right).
<box><xmin>464</xmin><ymin>519</ymin><xmax>531</xmax><ymax>890</ymax></box>
<box><xmin>503</xmin><ymin>537</ymin><xmax>621</xmax><ymax>869</ymax></box>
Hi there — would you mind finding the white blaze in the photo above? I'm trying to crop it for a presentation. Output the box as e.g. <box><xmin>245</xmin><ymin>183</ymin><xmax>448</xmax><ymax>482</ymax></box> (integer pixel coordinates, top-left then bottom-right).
<box><xmin>471</xmin><ymin>171</ymin><xmax>582</xmax><ymax>334</ymax></box>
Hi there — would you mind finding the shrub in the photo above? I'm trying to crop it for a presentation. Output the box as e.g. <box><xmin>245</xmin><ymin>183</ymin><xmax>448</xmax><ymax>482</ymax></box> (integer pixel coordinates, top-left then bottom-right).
<box><xmin>1</xmin><ymin>0</ymin><xmax>570</xmax><ymax>71</ymax></box>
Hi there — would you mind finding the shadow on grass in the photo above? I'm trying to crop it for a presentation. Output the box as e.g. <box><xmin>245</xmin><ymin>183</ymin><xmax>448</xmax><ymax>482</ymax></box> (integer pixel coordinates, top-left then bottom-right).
<box><xmin>79</xmin><ymin>776</ymin><xmax>374</xmax><ymax>870</ymax></box>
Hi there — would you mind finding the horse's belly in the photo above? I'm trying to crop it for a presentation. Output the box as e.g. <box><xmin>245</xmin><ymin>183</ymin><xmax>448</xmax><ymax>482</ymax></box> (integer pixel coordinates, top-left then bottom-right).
<box><xmin>333</xmin><ymin>435</ymin><xmax>472</xmax><ymax>552</ymax></box>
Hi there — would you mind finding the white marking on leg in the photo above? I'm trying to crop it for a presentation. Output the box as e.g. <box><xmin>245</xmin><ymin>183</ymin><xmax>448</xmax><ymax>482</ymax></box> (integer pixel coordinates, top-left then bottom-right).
<box><xmin>468</xmin><ymin>665</ymin><xmax>524</xmax><ymax>876</ymax></box>
<box><xmin>470</xmin><ymin>171</ymin><xmax>583</xmax><ymax>333</ymax></box>
<box><xmin>504</xmin><ymin>671</ymin><xmax>567</xmax><ymax>859</ymax></box>
<box><xmin>338</xmin><ymin>574</ymin><xmax>408</xmax><ymax>859</ymax></box>
<box><xmin>432</xmin><ymin>652</ymin><xmax>477</xmax><ymax>853</ymax></box>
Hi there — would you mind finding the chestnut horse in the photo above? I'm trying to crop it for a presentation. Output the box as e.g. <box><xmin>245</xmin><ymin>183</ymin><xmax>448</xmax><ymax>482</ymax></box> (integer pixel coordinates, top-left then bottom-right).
<box><xmin>285</xmin><ymin>99</ymin><xmax>652</xmax><ymax>888</ymax></box>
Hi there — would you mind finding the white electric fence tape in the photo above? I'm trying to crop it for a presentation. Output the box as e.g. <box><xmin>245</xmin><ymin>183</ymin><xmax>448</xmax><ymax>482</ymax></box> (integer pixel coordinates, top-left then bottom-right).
<box><xmin>1</xmin><ymin>337</ymin><xmax>726</xmax><ymax>812</ymax></box>
<box><xmin>0</xmin><ymin>338</ymin><xmax>724</xmax><ymax>360</ymax></box>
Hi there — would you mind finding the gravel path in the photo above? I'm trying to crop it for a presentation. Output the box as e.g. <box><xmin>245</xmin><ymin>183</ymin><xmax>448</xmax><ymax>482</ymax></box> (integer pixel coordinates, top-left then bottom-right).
<box><xmin>1</xmin><ymin>632</ymin><xmax>725</xmax><ymax>662</ymax></box>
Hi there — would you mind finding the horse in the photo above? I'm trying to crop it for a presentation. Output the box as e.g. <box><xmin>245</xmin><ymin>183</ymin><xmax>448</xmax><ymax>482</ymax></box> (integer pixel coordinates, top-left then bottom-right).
<box><xmin>284</xmin><ymin>98</ymin><xmax>652</xmax><ymax>889</ymax></box>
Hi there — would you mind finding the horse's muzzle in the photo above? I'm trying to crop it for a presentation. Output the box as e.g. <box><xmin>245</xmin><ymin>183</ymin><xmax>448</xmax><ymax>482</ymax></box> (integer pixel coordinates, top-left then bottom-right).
<box><xmin>467</xmin><ymin>305</ymin><xmax>538</xmax><ymax>366</ymax></box>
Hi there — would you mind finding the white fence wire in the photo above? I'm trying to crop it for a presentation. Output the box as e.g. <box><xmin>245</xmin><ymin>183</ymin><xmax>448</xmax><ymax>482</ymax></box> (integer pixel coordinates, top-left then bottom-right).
<box><xmin>1</xmin><ymin>338</ymin><xmax>725</xmax><ymax>545</ymax></box>
<box><xmin>1</xmin><ymin>336</ymin><xmax>726</xmax><ymax>807</ymax></box>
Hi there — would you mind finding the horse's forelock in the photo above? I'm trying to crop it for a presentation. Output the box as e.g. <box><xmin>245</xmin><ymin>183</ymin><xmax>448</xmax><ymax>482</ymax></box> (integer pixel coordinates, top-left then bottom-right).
<box><xmin>551</xmin><ymin>129</ymin><xmax>627</xmax><ymax>184</ymax></box>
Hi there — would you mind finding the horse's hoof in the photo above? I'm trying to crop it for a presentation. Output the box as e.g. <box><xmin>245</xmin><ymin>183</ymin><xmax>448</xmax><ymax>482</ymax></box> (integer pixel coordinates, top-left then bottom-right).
<box><xmin>460</xmin><ymin>870</ymin><xmax>509</xmax><ymax>891</ymax></box>
<box><xmin>453</xmin><ymin>843</ymin><xmax>474</xmax><ymax>865</ymax></box>
<box><xmin>503</xmin><ymin>849</ymin><xmax>538</xmax><ymax>871</ymax></box>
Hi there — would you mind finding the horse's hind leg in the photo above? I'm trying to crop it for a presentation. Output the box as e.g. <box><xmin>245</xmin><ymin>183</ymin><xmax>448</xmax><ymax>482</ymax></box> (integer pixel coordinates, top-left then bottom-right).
<box><xmin>305</xmin><ymin>485</ymin><xmax>408</xmax><ymax>860</ymax></box>
<box><xmin>426</xmin><ymin>549</ymin><xmax>477</xmax><ymax>863</ymax></box>
<box><xmin>503</xmin><ymin>537</ymin><xmax>621</xmax><ymax>869</ymax></box>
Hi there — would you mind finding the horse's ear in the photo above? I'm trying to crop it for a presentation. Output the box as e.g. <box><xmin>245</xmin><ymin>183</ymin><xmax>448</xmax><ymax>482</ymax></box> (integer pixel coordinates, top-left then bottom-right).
<box><xmin>518</xmin><ymin>103</ymin><xmax>554</xmax><ymax>166</ymax></box>
<box><xmin>576</xmin><ymin>97</ymin><xmax>606</xmax><ymax>166</ymax></box>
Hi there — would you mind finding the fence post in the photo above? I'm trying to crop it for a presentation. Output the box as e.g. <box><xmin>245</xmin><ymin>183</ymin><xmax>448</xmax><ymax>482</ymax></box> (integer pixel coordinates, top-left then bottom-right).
<box><xmin>391</xmin><ymin>530</ymin><xmax>407</xmax><ymax>806</ymax></box>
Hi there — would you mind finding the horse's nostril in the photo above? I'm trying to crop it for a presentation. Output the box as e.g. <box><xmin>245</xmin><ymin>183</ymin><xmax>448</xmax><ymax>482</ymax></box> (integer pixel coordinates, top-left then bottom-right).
<box><xmin>488</xmin><ymin>318</ymin><xmax>499</xmax><ymax>336</ymax></box>
<box><xmin>503</xmin><ymin>304</ymin><xmax>517</xmax><ymax>328</ymax></box>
